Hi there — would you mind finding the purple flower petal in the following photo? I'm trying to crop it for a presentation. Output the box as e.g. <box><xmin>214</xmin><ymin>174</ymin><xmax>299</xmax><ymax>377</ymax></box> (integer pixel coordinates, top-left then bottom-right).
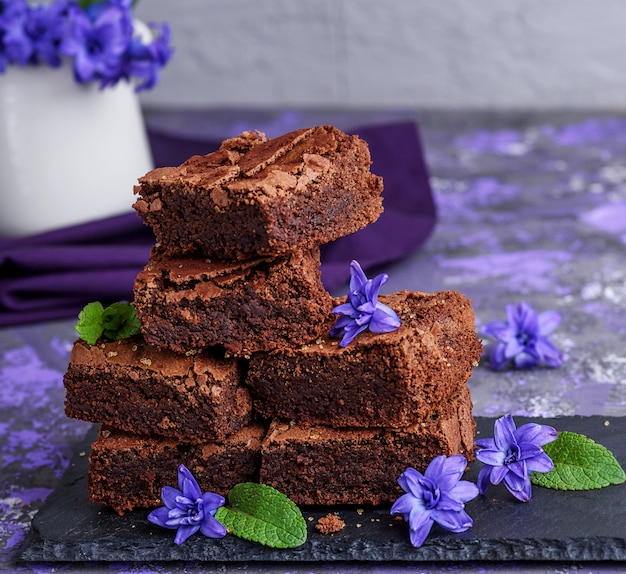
<box><xmin>174</xmin><ymin>523</ymin><xmax>200</xmax><ymax>545</ymax></box>
<box><xmin>200</xmin><ymin>515</ymin><xmax>227</xmax><ymax>539</ymax></box>
<box><xmin>504</xmin><ymin>337</ymin><xmax>525</xmax><ymax>360</ymax></box>
<box><xmin>474</xmin><ymin>437</ymin><xmax>497</xmax><ymax>450</ymax></box>
<box><xmin>489</xmin><ymin>464</ymin><xmax>509</xmax><ymax>485</ymax></box>
<box><xmin>535</xmin><ymin>337</ymin><xmax>564</xmax><ymax>368</ymax></box>
<box><xmin>390</xmin><ymin>492</ymin><xmax>418</xmax><ymax>516</ymax></box>
<box><xmin>407</xmin><ymin>510</ymin><xmax>434</xmax><ymax>548</ymax></box>
<box><xmin>493</xmin><ymin>414</ymin><xmax>516</xmax><ymax>451</ymax></box>
<box><xmin>338</xmin><ymin>322</ymin><xmax>368</xmax><ymax>347</ymax></box>
<box><xmin>370</xmin><ymin>304</ymin><xmax>401</xmax><ymax>333</ymax></box>
<box><xmin>148</xmin><ymin>465</ymin><xmax>226</xmax><ymax>545</ymax></box>
<box><xmin>507</xmin><ymin>460</ymin><xmax>528</xmax><ymax>480</ymax></box>
<box><xmin>147</xmin><ymin>506</ymin><xmax>173</xmax><ymax>528</ymax></box>
<box><xmin>515</xmin><ymin>423</ymin><xmax>558</xmax><ymax>447</ymax></box>
<box><xmin>476</xmin><ymin>414</ymin><xmax>556</xmax><ymax>502</ymax></box>
<box><xmin>202</xmin><ymin>491</ymin><xmax>226</xmax><ymax>510</ymax></box>
<box><xmin>433</xmin><ymin>508</ymin><xmax>474</xmax><ymax>533</ymax></box>
<box><xmin>504</xmin><ymin>473</ymin><xmax>532</xmax><ymax>502</ymax></box>
<box><xmin>538</xmin><ymin>310</ymin><xmax>562</xmax><ymax>336</ymax></box>
<box><xmin>161</xmin><ymin>485</ymin><xmax>181</xmax><ymax>509</ymax></box>
<box><xmin>516</xmin><ymin>442</ymin><xmax>545</xmax><ymax>462</ymax></box>
<box><xmin>397</xmin><ymin>467</ymin><xmax>425</xmax><ymax>498</ymax></box>
<box><xmin>489</xmin><ymin>342</ymin><xmax>509</xmax><ymax>371</ymax></box>
<box><xmin>516</xmin><ymin>302</ymin><xmax>539</xmax><ymax>336</ymax></box>
<box><xmin>449</xmin><ymin>480</ymin><xmax>480</xmax><ymax>504</ymax></box>
<box><xmin>476</xmin><ymin>465</ymin><xmax>493</xmax><ymax>495</ymax></box>
<box><xmin>481</xmin><ymin>320</ymin><xmax>514</xmax><ymax>341</ymax></box>
<box><xmin>178</xmin><ymin>464</ymin><xmax>202</xmax><ymax>501</ymax></box>
<box><xmin>428</xmin><ymin>454</ymin><xmax>466</xmax><ymax>492</ymax></box>
<box><xmin>348</xmin><ymin>260</ymin><xmax>368</xmax><ymax>293</ymax></box>
<box><xmin>474</xmin><ymin>447</ymin><xmax>506</xmax><ymax>467</ymax></box>
<box><xmin>513</xmin><ymin>350</ymin><xmax>540</xmax><ymax>369</ymax></box>
<box><xmin>525</xmin><ymin>451</ymin><xmax>555</xmax><ymax>473</ymax></box>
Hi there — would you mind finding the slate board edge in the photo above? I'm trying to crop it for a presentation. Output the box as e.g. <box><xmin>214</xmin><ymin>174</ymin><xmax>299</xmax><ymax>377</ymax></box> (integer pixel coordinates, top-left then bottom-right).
<box><xmin>18</xmin><ymin>416</ymin><xmax>626</xmax><ymax>563</ymax></box>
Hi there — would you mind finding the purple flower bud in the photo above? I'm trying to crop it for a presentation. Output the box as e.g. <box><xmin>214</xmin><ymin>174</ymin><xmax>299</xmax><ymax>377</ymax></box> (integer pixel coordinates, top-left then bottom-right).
<box><xmin>482</xmin><ymin>302</ymin><xmax>564</xmax><ymax>371</ymax></box>
<box><xmin>330</xmin><ymin>260</ymin><xmax>401</xmax><ymax>347</ymax></box>
<box><xmin>147</xmin><ymin>464</ymin><xmax>226</xmax><ymax>545</ymax></box>
<box><xmin>475</xmin><ymin>413</ymin><xmax>558</xmax><ymax>502</ymax></box>
<box><xmin>391</xmin><ymin>454</ymin><xmax>479</xmax><ymax>548</ymax></box>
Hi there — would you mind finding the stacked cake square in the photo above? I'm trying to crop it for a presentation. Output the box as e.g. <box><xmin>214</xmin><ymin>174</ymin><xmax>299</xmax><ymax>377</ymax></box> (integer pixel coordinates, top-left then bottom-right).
<box><xmin>63</xmin><ymin>125</ymin><xmax>482</xmax><ymax>515</ymax></box>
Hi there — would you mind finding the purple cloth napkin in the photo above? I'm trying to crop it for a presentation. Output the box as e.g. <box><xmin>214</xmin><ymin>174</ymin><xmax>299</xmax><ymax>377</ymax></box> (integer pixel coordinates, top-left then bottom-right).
<box><xmin>0</xmin><ymin>118</ymin><xmax>435</xmax><ymax>327</ymax></box>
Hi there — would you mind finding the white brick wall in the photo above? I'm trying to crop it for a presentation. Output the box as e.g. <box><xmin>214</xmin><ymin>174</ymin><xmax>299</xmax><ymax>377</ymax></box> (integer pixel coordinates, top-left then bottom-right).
<box><xmin>136</xmin><ymin>0</ymin><xmax>626</xmax><ymax>110</ymax></box>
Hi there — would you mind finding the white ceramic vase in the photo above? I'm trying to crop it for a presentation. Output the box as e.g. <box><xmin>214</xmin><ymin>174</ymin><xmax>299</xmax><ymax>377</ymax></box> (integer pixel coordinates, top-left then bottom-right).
<box><xmin>0</xmin><ymin>65</ymin><xmax>154</xmax><ymax>237</ymax></box>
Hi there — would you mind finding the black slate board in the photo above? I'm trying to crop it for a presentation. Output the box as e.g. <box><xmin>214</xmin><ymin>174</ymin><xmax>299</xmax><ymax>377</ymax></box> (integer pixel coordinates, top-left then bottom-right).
<box><xmin>19</xmin><ymin>417</ymin><xmax>626</xmax><ymax>563</ymax></box>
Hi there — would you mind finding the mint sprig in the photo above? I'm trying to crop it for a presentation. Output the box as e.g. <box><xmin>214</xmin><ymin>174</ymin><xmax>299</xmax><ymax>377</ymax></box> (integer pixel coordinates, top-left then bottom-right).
<box><xmin>530</xmin><ymin>431</ymin><xmax>626</xmax><ymax>491</ymax></box>
<box><xmin>215</xmin><ymin>483</ymin><xmax>307</xmax><ymax>549</ymax></box>
<box><xmin>75</xmin><ymin>301</ymin><xmax>141</xmax><ymax>345</ymax></box>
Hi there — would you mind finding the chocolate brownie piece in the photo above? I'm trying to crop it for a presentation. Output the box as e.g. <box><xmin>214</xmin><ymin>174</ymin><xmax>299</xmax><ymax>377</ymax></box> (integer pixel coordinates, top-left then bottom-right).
<box><xmin>134</xmin><ymin>247</ymin><xmax>333</xmax><ymax>355</ymax></box>
<box><xmin>247</xmin><ymin>290</ymin><xmax>482</xmax><ymax>428</ymax></box>
<box><xmin>64</xmin><ymin>336</ymin><xmax>251</xmax><ymax>441</ymax></box>
<box><xmin>88</xmin><ymin>423</ymin><xmax>266</xmax><ymax>515</ymax></box>
<box><xmin>259</xmin><ymin>385</ymin><xmax>475</xmax><ymax>506</ymax></box>
<box><xmin>133</xmin><ymin>125</ymin><xmax>383</xmax><ymax>258</ymax></box>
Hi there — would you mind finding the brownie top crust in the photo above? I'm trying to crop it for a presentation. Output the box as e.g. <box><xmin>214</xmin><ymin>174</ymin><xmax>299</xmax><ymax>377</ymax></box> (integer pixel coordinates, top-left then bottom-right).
<box><xmin>302</xmin><ymin>289</ymin><xmax>481</xmax><ymax>361</ymax></box>
<box><xmin>137</xmin><ymin>126</ymin><xmax>330</xmax><ymax>199</ymax></box>
<box><xmin>68</xmin><ymin>335</ymin><xmax>235</xmax><ymax>380</ymax></box>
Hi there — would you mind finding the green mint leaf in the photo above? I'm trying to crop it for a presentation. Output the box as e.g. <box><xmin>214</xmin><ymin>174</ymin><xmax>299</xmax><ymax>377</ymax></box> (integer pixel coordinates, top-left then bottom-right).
<box><xmin>102</xmin><ymin>302</ymin><xmax>141</xmax><ymax>341</ymax></box>
<box><xmin>77</xmin><ymin>0</ymin><xmax>104</xmax><ymax>9</ymax></box>
<box><xmin>215</xmin><ymin>483</ymin><xmax>307</xmax><ymax>548</ymax></box>
<box><xmin>530</xmin><ymin>430</ymin><xmax>626</xmax><ymax>491</ymax></box>
<box><xmin>75</xmin><ymin>301</ymin><xmax>105</xmax><ymax>345</ymax></box>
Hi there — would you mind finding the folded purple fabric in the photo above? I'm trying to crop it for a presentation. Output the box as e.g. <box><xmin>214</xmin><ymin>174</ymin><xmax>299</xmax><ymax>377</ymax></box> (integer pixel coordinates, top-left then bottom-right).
<box><xmin>0</xmin><ymin>117</ymin><xmax>435</xmax><ymax>327</ymax></box>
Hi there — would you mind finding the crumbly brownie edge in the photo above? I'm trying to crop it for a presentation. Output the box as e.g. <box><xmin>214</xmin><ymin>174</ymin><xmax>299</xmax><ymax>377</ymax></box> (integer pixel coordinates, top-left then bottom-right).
<box><xmin>247</xmin><ymin>289</ymin><xmax>482</xmax><ymax>427</ymax></box>
<box><xmin>134</xmin><ymin>249</ymin><xmax>334</xmax><ymax>355</ymax></box>
<box><xmin>259</xmin><ymin>386</ymin><xmax>475</xmax><ymax>506</ymax></box>
<box><xmin>88</xmin><ymin>423</ymin><xmax>266</xmax><ymax>515</ymax></box>
<box><xmin>64</xmin><ymin>337</ymin><xmax>252</xmax><ymax>441</ymax></box>
<box><xmin>133</xmin><ymin>126</ymin><xmax>383</xmax><ymax>258</ymax></box>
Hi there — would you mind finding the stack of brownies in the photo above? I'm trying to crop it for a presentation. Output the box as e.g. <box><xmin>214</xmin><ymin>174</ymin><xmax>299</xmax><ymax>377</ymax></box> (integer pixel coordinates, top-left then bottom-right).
<box><xmin>63</xmin><ymin>125</ymin><xmax>482</xmax><ymax>515</ymax></box>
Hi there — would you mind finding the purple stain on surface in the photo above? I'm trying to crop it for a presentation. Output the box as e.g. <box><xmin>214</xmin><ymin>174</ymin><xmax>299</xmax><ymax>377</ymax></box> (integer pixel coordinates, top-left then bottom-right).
<box><xmin>562</xmin><ymin>383</ymin><xmax>613</xmax><ymax>416</ymax></box>
<box><xmin>465</xmin><ymin>177</ymin><xmax>522</xmax><ymax>207</ymax></box>
<box><xmin>454</xmin><ymin>128</ymin><xmax>526</xmax><ymax>155</ymax></box>
<box><xmin>49</xmin><ymin>335</ymin><xmax>73</xmax><ymax>358</ymax></box>
<box><xmin>2</xmin><ymin>526</ymin><xmax>27</xmax><ymax>556</ymax></box>
<box><xmin>438</xmin><ymin>249</ymin><xmax>573</xmax><ymax>292</ymax></box>
<box><xmin>8</xmin><ymin>429</ymin><xmax>40</xmax><ymax>450</ymax></box>
<box><xmin>579</xmin><ymin>202</ymin><xmax>626</xmax><ymax>237</ymax></box>
<box><xmin>0</xmin><ymin>345</ymin><xmax>65</xmax><ymax>409</ymax></box>
<box><xmin>543</xmin><ymin>118</ymin><xmax>626</xmax><ymax>147</ymax></box>
<box><xmin>3</xmin><ymin>345</ymin><xmax>43</xmax><ymax>368</ymax></box>
<box><xmin>10</xmin><ymin>487</ymin><xmax>53</xmax><ymax>505</ymax></box>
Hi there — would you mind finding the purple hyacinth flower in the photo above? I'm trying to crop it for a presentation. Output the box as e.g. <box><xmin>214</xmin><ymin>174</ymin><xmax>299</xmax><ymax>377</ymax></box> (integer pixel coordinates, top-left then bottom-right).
<box><xmin>330</xmin><ymin>260</ymin><xmax>401</xmax><ymax>347</ymax></box>
<box><xmin>0</xmin><ymin>0</ymin><xmax>28</xmax><ymax>25</ymax></box>
<box><xmin>120</xmin><ymin>22</ymin><xmax>172</xmax><ymax>92</ymax></box>
<box><xmin>481</xmin><ymin>301</ymin><xmax>564</xmax><ymax>371</ymax></box>
<box><xmin>475</xmin><ymin>414</ymin><xmax>557</xmax><ymax>502</ymax></box>
<box><xmin>23</xmin><ymin>1</ymin><xmax>71</xmax><ymax>67</ymax></box>
<box><xmin>61</xmin><ymin>2</ymin><xmax>129</xmax><ymax>85</ymax></box>
<box><xmin>147</xmin><ymin>464</ymin><xmax>227</xmax><ymax>545</ymax></box>
<box><xmin>390</xmin><ymin>454</ymin><xmax>479</xmax><ymax>548</ymax></box>
<box><xmin>0</xmin><ymin>1</ymin><xmax>31</xmax><ymax>70</ymax></box>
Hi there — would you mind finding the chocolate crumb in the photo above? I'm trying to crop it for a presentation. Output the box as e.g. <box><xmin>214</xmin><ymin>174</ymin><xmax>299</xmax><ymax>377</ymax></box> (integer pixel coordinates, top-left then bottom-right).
<box><xmin>315</xmin><ymin>513</ymin><xmax>345</xmax><ymax>534</ymax></box>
